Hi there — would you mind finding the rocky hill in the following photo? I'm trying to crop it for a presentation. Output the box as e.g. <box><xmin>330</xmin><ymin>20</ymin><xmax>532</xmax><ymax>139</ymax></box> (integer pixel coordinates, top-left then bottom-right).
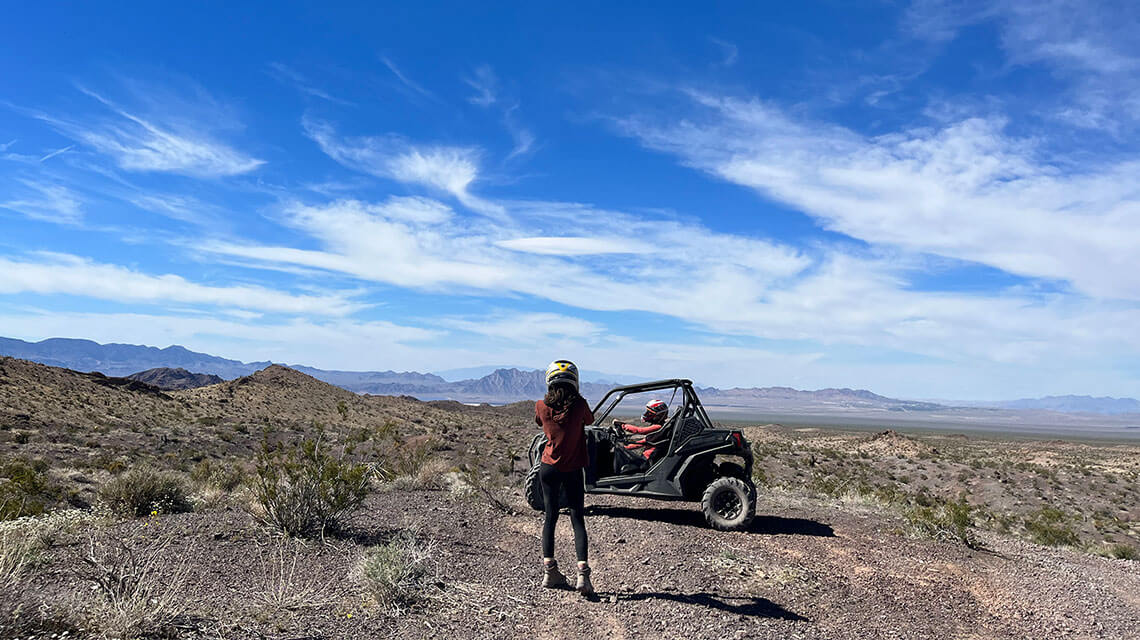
<box><xmin>126</xmin><ymin>367</ymin><xmax>224</xmax><ymax>390</ymax></box>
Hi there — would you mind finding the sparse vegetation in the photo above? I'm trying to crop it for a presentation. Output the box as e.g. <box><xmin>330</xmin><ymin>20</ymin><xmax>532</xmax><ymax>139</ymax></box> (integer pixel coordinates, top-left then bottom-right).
<box><xmin>99</xmin><ymin>467</ymin><xmax>193</xmax><ymax>517</ymax></box>
<box><xmin>80</xmin><ymin>534</ymin><xmax>189</xmax><ymax>638</ymax></box>
<box><xmin>190</xmin><ymin>458</ymin><xmax>247</xmax><ymax>492</ymax></box>
<box><xmin>904</xmin><ymin>495</ymin><xmax>976</xmax><ymax>548</ymax></box>
<box><xmin>0</xmin><ymin>457</ymin><xmax>63</xmax><ymax>520</ymax></box>
<box><xmin>249</xmin><ymin>435</ymin><xmax>371</xmax><ymax>538</ymax></box>
<box><xmin>1023</xmin><ymin>507</ymin><xmax>1081</xmax><ymax>547</ymax></box>
<box><xmin>454</xmin><ymin>468</ymin><xmax>519</xmax><ymax>515</ymax></box>
<box><xmin>358</xmin><ymin>529</ymin><xmax>438</xmax><ymax>614</ymax></box>
<box><xmin>254</xmin><ymin>542</ymin><xmax>338</xmax><ymax>615</ymax></box>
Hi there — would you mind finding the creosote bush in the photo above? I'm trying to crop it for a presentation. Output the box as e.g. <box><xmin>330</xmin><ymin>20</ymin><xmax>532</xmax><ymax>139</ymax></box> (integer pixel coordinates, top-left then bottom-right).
<box><xmin>99</xmin><ymin>467</ymin><xmax>192</xmax><ymax>518</ymax></box>
<box><xmin>904</xmin><ymin>495</ymin><xmax>976</xmax><ymax>548</ymax></box>
<box><xmin>1024</xmin><ymin>507</ymin><xmax>1080</xmax><ymax>547</ymax></box>
<box><xmin>250</xmin><ymin>435</ymin><xmax>370</xmax><ymax>538</ymax></box>
<box><xmin>0</xmin><ymin>457</ymin><xmax>63</xmax><ymax>520</ymax></box>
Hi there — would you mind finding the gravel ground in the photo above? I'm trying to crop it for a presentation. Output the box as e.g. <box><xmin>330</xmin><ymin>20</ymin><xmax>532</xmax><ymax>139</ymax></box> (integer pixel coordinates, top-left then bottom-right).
<box><xmin>11</xmin><ymin>487</ymin><xmax>1138</xmax><ymax>640</ymax></box>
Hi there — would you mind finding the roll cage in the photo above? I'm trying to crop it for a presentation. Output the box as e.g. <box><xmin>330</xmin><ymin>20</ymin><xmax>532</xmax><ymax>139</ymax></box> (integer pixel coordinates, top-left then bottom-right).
<box><xmin>590</xmin><ymin>378</ymin><xmax>713</xmax><ymax>457</ymax></box>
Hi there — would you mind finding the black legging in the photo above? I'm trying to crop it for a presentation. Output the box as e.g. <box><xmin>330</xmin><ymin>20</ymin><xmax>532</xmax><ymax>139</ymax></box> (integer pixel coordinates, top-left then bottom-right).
<box><xmin>538</xmin><ymin>463</ymin><xmax>588</xmax><ymax>562</ymax></box>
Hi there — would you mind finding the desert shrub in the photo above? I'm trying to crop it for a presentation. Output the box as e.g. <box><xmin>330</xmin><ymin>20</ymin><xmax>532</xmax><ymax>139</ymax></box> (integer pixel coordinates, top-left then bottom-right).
<box><xmin>358</xmin><ymin>529</ymin><xmax>438</xmax><ymax>613</ymax></box>
<box><xmin>190</xmin><ymin>459</ymin><xmax>247</xmax><ymax>492</ymax></box>
<box><xmin>453</xmin><ymin>469</ymin><xmax>518</xmax><ymax>515</ymax></box>
<box><xmin>904</xmin><ymin>495</ymin><xmax>976</xmax><ymax>548</ymax></box>
<box><xmin>378</xmin><ymin>440</ymin><xmax>445</xmax><ymax>490</ymax></box>
<box><xmin>0</xmin><ymin>457</ymin><xmax>63</xmax><ymax>520</ymax></box>
<box><xmin>752</xmin><ymin>466</ymin><xmax>768</xmax><ymax>485</ymax></box>
<box><xmin>0</xmin><ymin>528</ymin><xmax>74</xmax><ymax>636</ymax></box>
<box><xmin>0</xmin><ymin>529</ymin><xmax>41</xmax><ymax>589</ymax></box>
<box><xmin>0</xmin><ymin>509</ymin><xmax>104</xmax><ymax>550</ymax></box>
<box><xmin>1090</xmin><ymin>542</ymin><xmax>1139</xmax><ymax>560</ymax></box>
<box><xmin>80</xmin><ymin>534</ymin><xmax>188</xmax><ymax>637</ymax></box>
<box><xmin>254</xmin><ymin>542</ymin><xmax>337</xmax><ymax>614</ymax></box>
<box><xmin>99</xmin><ymin>467</ymin><xmax>192</xmax><ymax>518</ymax></box>
<box><xmin>1024</xmin><ymin>507</ymin><xmax>1080</xmax><ymax>547</ymax></box>
<box><xmin>250</xmin><ymin>436</ymin><xmax>370</xmax><ymax>538</ymax></box>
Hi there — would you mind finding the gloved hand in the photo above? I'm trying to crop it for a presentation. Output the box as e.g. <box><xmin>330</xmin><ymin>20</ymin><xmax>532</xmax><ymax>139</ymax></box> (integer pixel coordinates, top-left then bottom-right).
<box><xmin>608</xmin><ymin>421</ymin><xmax>624</xmax><ymax>442</ymax></box>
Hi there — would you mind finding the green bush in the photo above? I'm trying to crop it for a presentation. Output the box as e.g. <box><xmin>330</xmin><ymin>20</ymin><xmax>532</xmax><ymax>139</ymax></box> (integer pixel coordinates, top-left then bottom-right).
<box><xmin>1023</xmin><ymin>507</ymin><xmax>1080</xmax><ymax>547</ymax></box>
<box><xmin>0</xmin><ymin>458</ymin><xmax>63</xmax><ymax>520</ymax></box>
<box><xmin>904</xmin><ymin>495</ymin><xmax>976</xmax><ymax>548</ymax></box>
<box><xmin>1105</xmin><ymin>543</ymin><xmax>1139</xmax><ymax>560</ymax></box>
<box><xmin>190</xmin><ymin>459</ymin><xmax>246</xmax><ymax>491</ymax></box>
<box><xmin>99</xmin><ymin>468</ymin><xmax>192</xmax><ymax>517</ymax></box>
<box><xmin>359</xmin><ymin>530</ymin><xmax>437</xmax><ymax>613</ymax></box>
<box><xmin>250</xmin><ymin>436</ymin><xmax>370</xmax><ymax>538</ymax></box>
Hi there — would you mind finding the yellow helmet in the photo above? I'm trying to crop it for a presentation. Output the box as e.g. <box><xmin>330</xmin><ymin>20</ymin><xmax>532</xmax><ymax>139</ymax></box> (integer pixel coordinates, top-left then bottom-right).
<box><xmin>544</xmin><ymin>359</ymin><xmax>579</xmax><ymax>390</ymax></box>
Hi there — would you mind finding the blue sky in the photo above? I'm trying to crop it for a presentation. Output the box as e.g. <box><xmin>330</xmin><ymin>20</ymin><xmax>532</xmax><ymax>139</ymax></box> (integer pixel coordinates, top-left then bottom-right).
<box><xmin>2</xmin><ymin>1</ymin><xmax>1139</xmax><ymax>400</ymax></box>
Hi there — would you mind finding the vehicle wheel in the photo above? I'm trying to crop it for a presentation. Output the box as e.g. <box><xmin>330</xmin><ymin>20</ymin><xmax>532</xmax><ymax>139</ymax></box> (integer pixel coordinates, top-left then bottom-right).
<box><xmin>701</xmin><ymin>476</ymin><xmax>756</xmax><ymax>531</ymax></box>
<box><xmin>524</xmin><ymin>465</ymin><xmax>544</xmax><ymax>511</ymax></box>
<box><xmin>522</xmin><ymin>465</ymin><xmax>568</xmax><ymax>511</ymax></box>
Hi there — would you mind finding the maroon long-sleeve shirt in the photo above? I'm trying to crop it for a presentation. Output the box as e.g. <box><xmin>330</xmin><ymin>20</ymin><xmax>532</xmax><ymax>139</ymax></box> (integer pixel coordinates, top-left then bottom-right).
<box><xmin>535</xmin><ymin>396</ymin><xmax>594</xmax><ymax>472</ymax></box>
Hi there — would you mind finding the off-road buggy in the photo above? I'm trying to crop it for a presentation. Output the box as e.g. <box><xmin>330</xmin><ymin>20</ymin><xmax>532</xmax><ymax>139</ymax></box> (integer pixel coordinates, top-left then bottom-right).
<box><xmin>525</xmin><ymin>379</ymin><xmax>757</xmax><ymax>531</ymax></box>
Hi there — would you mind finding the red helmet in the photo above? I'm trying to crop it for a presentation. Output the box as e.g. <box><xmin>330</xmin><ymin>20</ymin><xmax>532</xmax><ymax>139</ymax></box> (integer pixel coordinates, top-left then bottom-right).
<box><xmin>643</xmin><ymin>399</ymin><xmax>668</xmax><ymax>424</ymax></box>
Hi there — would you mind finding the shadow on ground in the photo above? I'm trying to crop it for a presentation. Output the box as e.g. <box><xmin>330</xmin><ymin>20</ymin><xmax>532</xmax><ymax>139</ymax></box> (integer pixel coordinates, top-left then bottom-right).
<box><xmin>617</xmin><ymin>591</ymin><xmax>807</xmax><ymax>621</ymax></box>
<box><xmin>585</xmin><ymin>505</ymin><xmax>834</xmax><ymax>537</ymax></box>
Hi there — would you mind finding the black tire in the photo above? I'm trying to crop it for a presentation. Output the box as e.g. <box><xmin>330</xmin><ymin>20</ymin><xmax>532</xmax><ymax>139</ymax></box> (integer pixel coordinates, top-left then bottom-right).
<box><xmin>523</xmin><ymin>464</ymin><xmax>569</xmax><ymax>511</ymax></box>
<box><xmin>701</xmin><ymin>476</ymin><xmax>756</xmax><ymax>531</ymax></box>
<box><xmin>524</xmin><ymin>465</ymin><xmax>544</xmax><ymax>511</ymax></box>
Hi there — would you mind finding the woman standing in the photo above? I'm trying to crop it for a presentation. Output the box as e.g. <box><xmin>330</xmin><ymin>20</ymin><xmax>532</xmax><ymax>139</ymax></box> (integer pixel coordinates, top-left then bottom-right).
<box><xmin>534</xmin><ymin>359</ymin><xmax>595</xmax><ymax>596</ymax></box>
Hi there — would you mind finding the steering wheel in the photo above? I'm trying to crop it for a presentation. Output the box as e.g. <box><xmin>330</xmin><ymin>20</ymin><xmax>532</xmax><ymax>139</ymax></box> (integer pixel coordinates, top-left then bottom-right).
<box><xmin>608</xmin><ymin>419</ymin><xmax>625</xmax><ymax>442</ymax></box>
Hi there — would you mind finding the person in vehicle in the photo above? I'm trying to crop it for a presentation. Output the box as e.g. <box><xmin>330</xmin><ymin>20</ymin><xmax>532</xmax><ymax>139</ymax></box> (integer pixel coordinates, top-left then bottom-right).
<box><xmin>534</xmin><ymin>359</ymin><xmax>595</xmax><ymax>597</ymax></box>
<box><xmin>611</xmin><ymin>399</ymin><xmax>669</xmax><ymax>473</ymax></box>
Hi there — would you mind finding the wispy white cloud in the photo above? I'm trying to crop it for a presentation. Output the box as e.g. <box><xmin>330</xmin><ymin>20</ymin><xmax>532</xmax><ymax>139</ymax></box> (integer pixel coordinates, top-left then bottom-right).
<box><xmin>303</xmin><ymin>117</ymin><xmax>505</xmax><ymax>216</ymax></box>
<box><xmin>0</xmin><ymin>253</ymin><xmax>361</xmax><ymax>315</ymax></box>
<box><xmin>496</xmin><ymin>236</ymin><xmax>647</xmax><ymax>256</ymax></box>
<box><xmin>439</xmin><ymin>311</ymin><xmax>604</xmax><ymax>341</ymax></box>
<box><xmin>617</xmin><ymin>92</ymin><xmax>1140</xmax><ymax>301</ymax></box>
<box><xmin>128</xmin><ymin>193</ymin><xmax>216</xmax><ymax>226</ymax></box>
<box><xmin>0</xmin><ymin>180</ymin><xmax>83</xmax><ymax>224</ymax></box>
<box><xmin>904</xmin><ymin>0</ymin><xmax>1140</xmax><ymax>129</ymax></box>
<box><xmin>464</xmin><ymin>65</ymin><xmax>498</xmax><ymax>106</ymax></box>
<box><xmin>38</xmin><ymin>145</ymin><xmax>73</xmax><ymax>163</ymax></box>
<box><xmin>380</xmin><ymin>56</ymin><xmax>435</xmax><ymax>99</ymax></box>
<box><xmin>267</xmin><ymin>62</ymin><xmax>354</xmax><ymax>105</ymax></box>
<box><xmin>36</xmin><ymin>86</ymin><xmax>264</xmax><ymax>177</ymax></box>
<box><xmin>503</xmin><ymin>103</ymin><xmax>536</xmax><ymax>159</ymax></box>
<box><xmin>710</xmin><ymin>37</ymin><xmax>739</xmax><ymax>66</ymax></box>
<box><xmin>189</xmin><ymin>192</ymin><xmax>1140</xmax><ymax>374</ymax></box>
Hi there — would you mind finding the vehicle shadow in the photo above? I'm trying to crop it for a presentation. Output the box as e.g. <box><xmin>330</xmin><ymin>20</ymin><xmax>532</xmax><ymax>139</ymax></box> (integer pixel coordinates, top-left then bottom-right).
<box><xmin>615</xmin><ymin>591</ymin><xmax>807</xmax><ymax>621</ymax></box>
<box><xmin>585</xmin><ymin>505</ymin><xmax>834</xmax><ymax>537</ymax></box>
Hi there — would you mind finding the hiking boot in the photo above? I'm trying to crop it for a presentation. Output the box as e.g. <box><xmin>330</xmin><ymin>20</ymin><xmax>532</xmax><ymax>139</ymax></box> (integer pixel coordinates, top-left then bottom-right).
<box><xmin>575</xmin><ymin>562</ymin><xmax>595</xmax><ymax>596</ymax></box>
<box><xmin>542</xmin><ymin>559</ymin><xmax>569</xmax><ymax>589</ymax></box>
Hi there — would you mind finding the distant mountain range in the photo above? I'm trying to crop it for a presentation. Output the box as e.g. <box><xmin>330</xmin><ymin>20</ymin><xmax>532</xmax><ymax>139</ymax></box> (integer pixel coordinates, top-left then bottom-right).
<box><xmin>965</xmin><ymin>396</ymin><xmax>1140</xmax><ymax>415</ymax></box>
<box><xmin>2</xmin><ymin>336</ymin><xmax>1138</xmax><ymax>416</ymax></box>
